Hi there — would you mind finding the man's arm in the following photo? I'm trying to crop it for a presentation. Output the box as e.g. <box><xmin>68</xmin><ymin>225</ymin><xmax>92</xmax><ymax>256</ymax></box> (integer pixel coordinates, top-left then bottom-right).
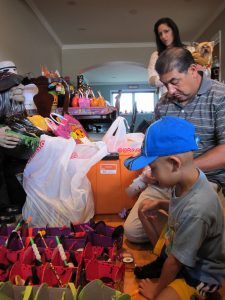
<box><xmin>194</xmin><ymin>144</ymin><xmax>225</xmax><ymax>172</ymax></box>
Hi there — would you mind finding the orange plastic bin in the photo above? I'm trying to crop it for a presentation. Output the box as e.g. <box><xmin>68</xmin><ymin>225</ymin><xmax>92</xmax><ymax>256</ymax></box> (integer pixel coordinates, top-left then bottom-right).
<box><xmin>87</xmin><ymin>149</ymin><xmax>142</xmax><ymax>214</ymax></box>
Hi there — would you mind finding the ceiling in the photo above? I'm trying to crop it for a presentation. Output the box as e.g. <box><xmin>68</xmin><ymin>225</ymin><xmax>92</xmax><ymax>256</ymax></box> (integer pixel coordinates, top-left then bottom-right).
<box><xmin>25</xmin><ymin>0</ymin><xmax>225</xmax><ymax>84</ymax></box>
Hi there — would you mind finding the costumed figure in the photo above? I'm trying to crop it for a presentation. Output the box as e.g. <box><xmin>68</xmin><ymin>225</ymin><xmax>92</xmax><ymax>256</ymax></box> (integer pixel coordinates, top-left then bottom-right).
<box><xmin>0</xmin><ymin>60</ymin><xmax>26</xmax><ymax>208</ymax></box>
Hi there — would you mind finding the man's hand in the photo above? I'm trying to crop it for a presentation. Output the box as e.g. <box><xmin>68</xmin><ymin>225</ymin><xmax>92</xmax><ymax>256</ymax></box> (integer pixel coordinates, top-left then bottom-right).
<box><xmin>0</xmin><ymin>126</ymin><xmax>20</xmax><ymax>148</ymax></box>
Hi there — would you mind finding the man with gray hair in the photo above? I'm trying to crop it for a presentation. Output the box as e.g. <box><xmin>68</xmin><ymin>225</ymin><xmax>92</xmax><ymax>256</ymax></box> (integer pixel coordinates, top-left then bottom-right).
<box><xmin>124</xmin><ymin>47</ymin><xmax>225</xmax><ymax>279</ymax></box>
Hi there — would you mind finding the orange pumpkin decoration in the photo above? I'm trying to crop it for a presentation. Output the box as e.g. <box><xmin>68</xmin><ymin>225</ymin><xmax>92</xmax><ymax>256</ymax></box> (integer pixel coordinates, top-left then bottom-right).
<box><xmin>97</xmin><ymin>96</ymin><xmax>106</xmax><ymax>107</ymax></box>
<box><xmin>71</xmin><ymin>95</ymin><xmax>79</xmax><ymax>107</ymax></box>
<box><xmin>96</xmin><ymin>91</ymin><xmax>106</xmax><ymax>107</ymax></box>
<box><xmin>90</xmin><ymin>97</ymin><xmax>98</xmax><ymax>107</ymax></box>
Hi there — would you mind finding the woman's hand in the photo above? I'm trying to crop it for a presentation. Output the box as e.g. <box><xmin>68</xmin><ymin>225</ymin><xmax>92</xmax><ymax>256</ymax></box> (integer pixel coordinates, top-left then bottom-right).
<box><xmin>0</xmin><ymin>126</ymin><xmax>20</xmax><ymax>148</ymax></box>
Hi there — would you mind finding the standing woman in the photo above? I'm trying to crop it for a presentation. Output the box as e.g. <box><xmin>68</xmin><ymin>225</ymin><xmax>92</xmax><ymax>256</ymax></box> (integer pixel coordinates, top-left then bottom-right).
<box><xmin>148</xmin><ymin>18</ymin><xmax>192</xmax><ymax>95</ymax></box>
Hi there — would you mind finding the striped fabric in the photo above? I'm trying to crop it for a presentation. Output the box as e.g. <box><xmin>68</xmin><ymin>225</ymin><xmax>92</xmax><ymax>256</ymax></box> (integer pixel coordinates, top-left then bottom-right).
<box><xmin>155</xmin><ymin>74</ymin><xmax>225</xmax><ymax>187</ymax></box>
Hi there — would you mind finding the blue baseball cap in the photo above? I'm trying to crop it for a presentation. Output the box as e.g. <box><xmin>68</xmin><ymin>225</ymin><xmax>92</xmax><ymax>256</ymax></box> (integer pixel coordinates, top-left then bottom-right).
<box><xmin>124</xmin><ymin>116</ymin><xmax>199</xmax><ymax>171</ymax></box>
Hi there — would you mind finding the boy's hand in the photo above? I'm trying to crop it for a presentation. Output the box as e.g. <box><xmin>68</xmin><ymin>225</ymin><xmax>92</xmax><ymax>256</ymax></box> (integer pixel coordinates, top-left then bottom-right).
<box><xmin>139</xmin><ymin>278</ymin><xmax>158</xmax><ymax>300</ymax></box>
<box><xmin>0</xmin><ymin>126</ymin><xmax>20</xmax><ymax>148</ymax></box>
<box><xmin>140</xmin><ymin>199</ymin><xmax>161</xmax><ymax>220</ymax></box>
<box><xmin>139</xmin><ymin>255</ymin><xmax>182</xmax><ymax>299</ymax></box>
<box><xmin>140</xmin><ymin>198</ymin><xmax>170</xmax><ymax>219</ymax></box>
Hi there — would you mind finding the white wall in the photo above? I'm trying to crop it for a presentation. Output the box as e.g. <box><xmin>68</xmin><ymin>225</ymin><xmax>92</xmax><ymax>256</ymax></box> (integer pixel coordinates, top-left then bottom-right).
<box><xmin>62</xmin><ymin>44</ymin><xmax>155</xmax><ymax>83</ymax></box>
<box><xmin>0</xmin><ymin>0</ymin><xmax>61</xmax><ymax>77</ymax></box>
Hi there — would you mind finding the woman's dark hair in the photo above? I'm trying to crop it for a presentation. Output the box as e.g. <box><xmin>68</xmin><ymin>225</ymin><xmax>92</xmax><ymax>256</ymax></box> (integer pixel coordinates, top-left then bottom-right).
<box><xmin>154</xmin><ymin>18</ymin><xmax>184</xmax><ymax>54</ymax></box>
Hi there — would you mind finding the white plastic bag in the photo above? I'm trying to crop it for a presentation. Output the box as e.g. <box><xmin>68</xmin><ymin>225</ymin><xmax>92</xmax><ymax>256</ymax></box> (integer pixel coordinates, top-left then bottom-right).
<box><xmin>125</xmin><ymin>132</ymin><xmax>145</xmax><ymax>149</ymax></box>
<box><xmin>22</xmin><ymin>134</ymin><xmax>108</xmax><ymax>226</ymax></box>
<box><xmin>103</xmin><ymin>117</ymin><xmax>144</xmax><ymax>152</ymax></box>
<box><xmin>102</xmin><ymin>116</ymin><xmax>129</xmax><ymax>152</ymax></box>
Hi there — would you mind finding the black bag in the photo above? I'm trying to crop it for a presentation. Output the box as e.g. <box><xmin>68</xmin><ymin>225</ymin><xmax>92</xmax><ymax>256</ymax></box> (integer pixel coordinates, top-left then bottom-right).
<box><xmin>135</xmin><ymin>119</ymin><xmax>153</xmax><ymax>134</ymax></box>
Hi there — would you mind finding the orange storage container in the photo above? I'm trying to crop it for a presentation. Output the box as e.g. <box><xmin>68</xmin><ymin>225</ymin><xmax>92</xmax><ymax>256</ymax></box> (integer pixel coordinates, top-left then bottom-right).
<box><xmin>87</xmin><ymin>150</ymin><xmax>142</xmax><ymax>214</ymax></box>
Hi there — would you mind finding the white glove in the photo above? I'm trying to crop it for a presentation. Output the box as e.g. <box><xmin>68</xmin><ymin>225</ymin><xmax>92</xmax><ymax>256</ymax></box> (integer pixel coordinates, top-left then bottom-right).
<box><xmin>9</xmin><ymin>84</ymin><xmax>25</xmax><ymax>103</ymax></box>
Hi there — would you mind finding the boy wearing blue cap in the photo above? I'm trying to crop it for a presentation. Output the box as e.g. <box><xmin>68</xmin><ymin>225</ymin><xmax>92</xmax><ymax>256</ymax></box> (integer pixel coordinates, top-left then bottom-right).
<box><xmin>125</xmin><ymin>116</ymin><xmax>225</xmax><ymax>300</ymax></box>
<box><xmin>124</xmin><ymin>47</ymin><xmax>225</xmax><ymax>248</ymax></box>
